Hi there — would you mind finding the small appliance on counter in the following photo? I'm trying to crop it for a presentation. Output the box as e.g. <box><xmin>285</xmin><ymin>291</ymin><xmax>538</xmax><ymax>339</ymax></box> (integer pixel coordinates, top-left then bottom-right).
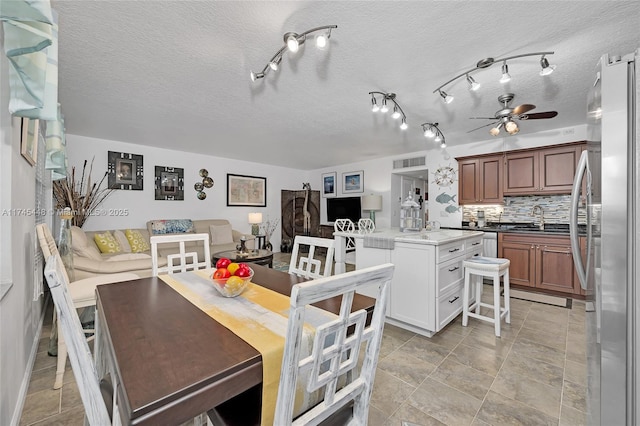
<box><xmin>477</xmin><ymin>210</ymin><xmax>486</xmax><ymax>228</ymax></box>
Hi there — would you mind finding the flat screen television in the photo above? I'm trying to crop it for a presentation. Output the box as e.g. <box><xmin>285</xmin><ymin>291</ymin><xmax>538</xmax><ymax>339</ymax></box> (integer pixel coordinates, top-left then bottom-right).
<box><xmin>326</xmin><ymin>196</ymin><xmax>362</xmax><ymax>224</ymax></box>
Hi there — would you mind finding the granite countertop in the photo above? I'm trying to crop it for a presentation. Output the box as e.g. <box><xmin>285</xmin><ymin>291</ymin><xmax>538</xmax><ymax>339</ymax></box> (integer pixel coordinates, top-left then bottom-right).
<box><xmin>443</xmin><ymin>223</ymin><xmax>586</xmax><ymax>236</ymax></box>
<box><xmin>333</xmin><ymin>228</ymin><xmax>485</xmax><ymax>246</ymax></box>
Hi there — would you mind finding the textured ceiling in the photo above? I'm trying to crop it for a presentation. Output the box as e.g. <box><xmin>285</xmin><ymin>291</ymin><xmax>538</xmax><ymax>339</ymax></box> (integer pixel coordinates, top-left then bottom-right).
<box><xmin>52</xmin><ymin>1</ymin><xmax>639</xmax><ymax>170</ymax></box>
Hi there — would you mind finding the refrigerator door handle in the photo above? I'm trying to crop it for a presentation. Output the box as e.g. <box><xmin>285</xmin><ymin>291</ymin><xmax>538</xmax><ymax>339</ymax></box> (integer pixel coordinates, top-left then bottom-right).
<box><xmin>570</xmin><ymin>150</ymin><xmax>589</xmax><ymax>289</ymax></box>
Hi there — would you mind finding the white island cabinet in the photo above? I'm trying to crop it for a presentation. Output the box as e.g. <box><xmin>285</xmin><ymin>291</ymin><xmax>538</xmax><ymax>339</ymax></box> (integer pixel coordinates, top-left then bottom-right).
<box><xmin>334</xmin><ymin>229</ymin><xmax>484</xmax><ymax>337</ymax></box>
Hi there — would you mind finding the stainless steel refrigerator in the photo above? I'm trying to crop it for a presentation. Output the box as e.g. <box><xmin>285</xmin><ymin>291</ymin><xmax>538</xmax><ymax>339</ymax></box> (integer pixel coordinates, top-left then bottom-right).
<box><xmin>570</xmin><ymin>49</ymin><xmax>639</xmax><ymax>425</ymax></box>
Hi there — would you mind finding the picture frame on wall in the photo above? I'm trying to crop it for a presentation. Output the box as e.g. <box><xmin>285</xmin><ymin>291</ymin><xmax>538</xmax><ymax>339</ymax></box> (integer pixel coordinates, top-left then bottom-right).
<box><xmin>108</xmin><ymin>151</ymin><xmax>143</xmax><ymax>190</ymax></box>
<box><xmin>154</xmin><ymin>166</ymin><xmax>184</xmax><ymax>200</ymax></box>
<box><xmin>342</xmin><ymin>170</ymin><xmax>364</xmax><ymax>194</ymax></box>
<box><xmin>227</xmin><ymin>173</ymin><xmax>267</xmax><ymax>207</ymax></box>
<box><xmin>321</xmin><ymin>172</ymin><xmax>337</xmax><ymax>198</ymax></box>
<box><xmin>20</xmin><ymin>118</ymin><xmax>39</xmax><ymax>166</ymax></box>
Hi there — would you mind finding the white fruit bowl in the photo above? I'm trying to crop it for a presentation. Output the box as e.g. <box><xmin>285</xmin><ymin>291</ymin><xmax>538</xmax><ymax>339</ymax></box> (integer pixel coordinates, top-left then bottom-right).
<box><xmin>211</xmin><ymin>268</ymin><xmax>253</xmax><ymax>297</ymax></box>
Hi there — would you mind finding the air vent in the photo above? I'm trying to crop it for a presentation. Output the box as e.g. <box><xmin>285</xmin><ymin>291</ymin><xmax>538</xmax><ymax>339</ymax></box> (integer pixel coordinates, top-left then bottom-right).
<box><xmin>393</xmin><ymin>156</ymin><xmax>426</xmax><ymax>169</ymax></box>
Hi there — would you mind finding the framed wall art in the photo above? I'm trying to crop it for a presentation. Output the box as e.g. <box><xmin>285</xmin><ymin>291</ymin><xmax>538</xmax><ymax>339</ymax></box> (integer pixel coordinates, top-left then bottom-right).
<box><xmin>321</xmin><ymin>172</ymin><xmax>337</xmax><ymax>198</ymax></box>
<box><xmin>20</xmin><ymin>118</ymin><xmax>39</xmax><ymax>166</ymax></box>
<box><xmin>154</xmin><ymin>166</ymin><xmax>184</xmax><ymax>200</ymax></box>
<box><xmin>342</xmin><ymin>170</ymin><xmax>364</xmax><ymax>194</ymax></box>
<box><xmin>108</xmin><ymin>151</ymin><xmax>143</xmax><ymax>190</ymax></box>
<box><xmin>227</xmin><ymin>173</ymin><xmax>267</xmax><ymax>207</ymax></box>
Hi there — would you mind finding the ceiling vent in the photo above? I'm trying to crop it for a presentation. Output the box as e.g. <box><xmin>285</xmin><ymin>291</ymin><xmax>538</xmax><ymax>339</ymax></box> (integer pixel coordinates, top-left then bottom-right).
<box><xmin>393</xmin><ymin>156</ymin><xmax>426</xmax><ymax>169</ymax></box>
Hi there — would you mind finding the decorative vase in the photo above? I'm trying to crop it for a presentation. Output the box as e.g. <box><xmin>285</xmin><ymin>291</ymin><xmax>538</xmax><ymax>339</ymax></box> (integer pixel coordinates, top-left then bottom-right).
<box><xmin>265</xmin><ymin>240</ymin><xmax>273</xmax><ymax>251</ymax></box>
<box><xmin>57</xmin><ymin>208</ymin><xmax>75</xmax><ymax>282</ymax></box>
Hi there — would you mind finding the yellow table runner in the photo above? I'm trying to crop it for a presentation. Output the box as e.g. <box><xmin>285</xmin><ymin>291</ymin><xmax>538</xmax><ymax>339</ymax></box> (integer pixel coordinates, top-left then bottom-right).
<box><xmin>158</xmin><ymin>269</ymin><xmax>326</xmax><ymax>425</ymax></box>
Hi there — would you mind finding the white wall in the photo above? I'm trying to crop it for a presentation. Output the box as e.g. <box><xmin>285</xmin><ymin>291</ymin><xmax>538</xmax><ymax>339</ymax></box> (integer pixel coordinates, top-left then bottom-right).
<box><xmin>66</xmin><ymin>135</ymin><xmax>309</xmax><ymax>251</ymax></box>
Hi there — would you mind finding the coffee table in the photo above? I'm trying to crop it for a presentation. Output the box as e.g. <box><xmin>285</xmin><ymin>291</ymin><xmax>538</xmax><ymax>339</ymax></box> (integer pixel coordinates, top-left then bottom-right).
<box><xmin>212</xmin><ymin>249</ymin><xmax>274</xmax><ymax>268</ymax></box>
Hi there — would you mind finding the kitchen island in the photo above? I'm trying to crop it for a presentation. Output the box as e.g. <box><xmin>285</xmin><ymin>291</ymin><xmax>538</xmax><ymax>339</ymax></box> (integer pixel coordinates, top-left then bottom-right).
<box><xmin>334</xmin><ymin>228</ymin><xmax>484</xmax><ymax>337</ymax></box>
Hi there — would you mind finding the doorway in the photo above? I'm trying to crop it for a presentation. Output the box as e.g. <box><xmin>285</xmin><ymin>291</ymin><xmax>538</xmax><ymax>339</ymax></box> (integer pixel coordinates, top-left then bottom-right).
<box><xmin>391</xmin><ymin>169</ymin><xmax>428</xmax><ymax>228</ymax></box>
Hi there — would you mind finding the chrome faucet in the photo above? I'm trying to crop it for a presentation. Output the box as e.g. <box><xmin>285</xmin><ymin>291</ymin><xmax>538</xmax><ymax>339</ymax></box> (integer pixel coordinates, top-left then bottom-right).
<box><xmin>531</xmin><ymin>205</ymin><xmax>545</xmax><ymax>230</ymax></box>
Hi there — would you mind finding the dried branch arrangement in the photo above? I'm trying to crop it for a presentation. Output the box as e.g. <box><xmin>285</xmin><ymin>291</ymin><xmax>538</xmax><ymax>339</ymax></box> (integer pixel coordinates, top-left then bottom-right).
<box><xmin>52</xmin><ymin>158</ymin><xmax>114</xmax><ymax>227</ymax></box>
<box><xmin>260</xmin><ymin>217</ymin><xmax>280</xmax><ymax>242</ymax></box>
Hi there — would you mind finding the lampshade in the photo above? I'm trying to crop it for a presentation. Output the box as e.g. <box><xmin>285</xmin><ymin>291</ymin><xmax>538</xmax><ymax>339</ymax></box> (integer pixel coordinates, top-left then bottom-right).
<box><xmin>361</xmin><ymin>195</ymin><xmax>382</xmax><ymax>211</ymax></box>
<box><xmin>248</xmin><ymin>212</ymin><xmax>263</xmax><ymax>224</ymax></box>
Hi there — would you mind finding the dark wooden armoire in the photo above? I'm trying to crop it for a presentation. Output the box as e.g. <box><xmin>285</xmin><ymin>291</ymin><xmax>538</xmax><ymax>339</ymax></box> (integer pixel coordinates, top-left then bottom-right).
<box><xmin>281</xmin><ymin>189</ymin><xmax>320</xmax><ymax>246</ymax></box>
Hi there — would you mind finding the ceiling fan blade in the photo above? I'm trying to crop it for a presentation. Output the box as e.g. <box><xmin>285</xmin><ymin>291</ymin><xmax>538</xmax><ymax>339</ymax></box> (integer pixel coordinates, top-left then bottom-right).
<box><xmin>467</xmin><ymin>121</ymin><xmax>499</xmax><ymax>133</ymax></box>
<box><xmin>512</xmin><ymin>103</ymin><xmax>536</xmax><ymax>115</ymax></box>
<box><xmin>469</xmin><ymin>117</ymin><xmax>498</xmax><ymax>120</ymax></box>
<box><xmin>520</xmin><ymin>111</ymin><xmax>558</xmax><ymax>120</ymax></box>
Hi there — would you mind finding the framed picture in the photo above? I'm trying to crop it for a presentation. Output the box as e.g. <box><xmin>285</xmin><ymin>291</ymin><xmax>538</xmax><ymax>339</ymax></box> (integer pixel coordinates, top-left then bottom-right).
<box><xmin>342</xmin><ymin>170</ymin><xmax>364</xmax><ymax>194</ymax></box>
<box><xmin>154</xmin><ymin>166</ymin><xmax>184</xmax><ymax>200</ymax></box>
<box><xmin>108</xmin><ymin>151</ymin><xmax>143</xmax><ymax>190</ymax></box>
<box><xmin>227</xmin><ymin>173</ymin><xmax>267</xmax><ymax>207</ymax></box>
<box><xmin>321</xmin><ymin>172</ymin><xmax>337</xmax><ymax>198</ymax></box>
<box><xmin>20</xmin><ymin>118</ymin><xmax>39</xmax><ymax>166</ymax></box>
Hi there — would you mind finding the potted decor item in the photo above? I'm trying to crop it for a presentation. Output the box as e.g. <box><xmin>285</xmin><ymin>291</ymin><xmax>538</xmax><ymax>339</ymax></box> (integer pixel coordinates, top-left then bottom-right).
<box><xmin>261</xmin><ymin>217</ymin><xmax>279</xmax><ymax>251</ymax></box>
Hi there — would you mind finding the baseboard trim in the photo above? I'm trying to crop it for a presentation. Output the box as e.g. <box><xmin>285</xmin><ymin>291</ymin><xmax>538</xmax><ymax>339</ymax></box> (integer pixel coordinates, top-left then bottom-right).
<box><xmin>509</xmin><ymin>289</ymin><xmax>571</xmax><ymax>308</ymax></box>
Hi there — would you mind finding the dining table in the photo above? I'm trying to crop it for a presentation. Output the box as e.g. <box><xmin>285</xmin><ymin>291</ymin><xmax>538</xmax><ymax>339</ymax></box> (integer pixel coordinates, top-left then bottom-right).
<box><xmin>94</xmin><ymin>264</ymin><xmax>376</xmax><ymax>425</ymax></box>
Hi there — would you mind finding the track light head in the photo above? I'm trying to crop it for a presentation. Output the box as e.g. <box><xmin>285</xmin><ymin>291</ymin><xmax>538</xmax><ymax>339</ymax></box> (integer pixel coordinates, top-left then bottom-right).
<box><xmin>539</xmin><ymin>56</ymin><xmax>556</xmax><ymax>76</ymax></box>
<box><xmin>269</xmin><ymin>56</ymin><xmax>282</xmax><ymax>71</ymax></box>
<box><xmin>284</xmin><ymin>32</ymin><xmax>301</xmax><ymax>52</ymax></box>
<box><xmin>392</xmin><ymin>106</ymin><xmax>401</xmax><ymax>119</ymax></box>
<box><xmin>400</xmin><ymin>119</ymin><xmax>408</xmax><ymax>130</ymax></box>
<box><xmin>439</xmin><ymin>90</ymin><xmax>454</xmax><ymax>104</ymax></box>
<box><xmin>500</xmin><ymin>62</ymin><xmax>511</xmax><ymax>83</ymax></box>
<box><xmin>440</xmin><ymin>140</ymin><xmax>447</xmax><ymax>148</ymax></box>
<box><xmin>380</xmin><ymin>98</ymin><xmax>389</xmax><ymax>113</ymax></box>
<box><xmin>250</xmin><ymin>71</ymin><xmax>265</xmax><ymax>82</ymax></box>
<box><xmin>371</xmin><ymin>96</ymin><xmax>379</xmax><ymax>112</ymax></box>
<box><xmin>466</xmin><ymin>74</ymin><xmax>481</xmax><ymax>91</ymax></box>
<box><xmin>315</xmin><ymin>31</ymin><xmax>330</xmax><ymax>50</ymax></box>
<box><xmin>423</xmin><ymin>127</ymin><xmax>435</xmax><ymax>138</ymax></box>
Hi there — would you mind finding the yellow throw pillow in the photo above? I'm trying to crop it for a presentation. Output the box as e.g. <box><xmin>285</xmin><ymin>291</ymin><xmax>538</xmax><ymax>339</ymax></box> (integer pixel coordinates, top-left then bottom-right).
<box><xmin>94</xmin><ymin>231</ymin><xmax>122</xmax><ymax>254</ymax></box>
<box><xmin>125</xmin><ymin>229</ymin><xmax>150</xmax><ymax>253</ymax></box>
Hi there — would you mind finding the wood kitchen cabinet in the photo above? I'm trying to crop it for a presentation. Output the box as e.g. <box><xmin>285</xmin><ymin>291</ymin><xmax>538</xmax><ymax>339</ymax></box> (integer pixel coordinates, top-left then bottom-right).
<box><xmin>499</xmin><ymin>233</ymin><xmax>581</xmax><ymax>295</ymax></box>
<box><xmin>457</xmin><ymin>154</ymin><xmax>503</xmax><ymax>204</ymax></box>
<box><xmin>504</xmin><ymin>144</ymin><xmax>584</xmax><ymax>195</ymax></box>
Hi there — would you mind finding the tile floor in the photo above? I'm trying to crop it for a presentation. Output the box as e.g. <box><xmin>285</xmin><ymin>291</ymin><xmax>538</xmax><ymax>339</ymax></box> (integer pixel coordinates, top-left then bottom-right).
<box><xmin>20</xmin><ymin>253</ymin><xmax>587</xmax><ymax>425</ymax></box>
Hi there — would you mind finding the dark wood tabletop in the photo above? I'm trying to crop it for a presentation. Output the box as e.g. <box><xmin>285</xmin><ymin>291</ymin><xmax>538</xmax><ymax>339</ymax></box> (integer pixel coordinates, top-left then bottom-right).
<box><xmin>95</xmin><ymin>264</ymin><xmax>375</xmax><ymax>425</ymax></box>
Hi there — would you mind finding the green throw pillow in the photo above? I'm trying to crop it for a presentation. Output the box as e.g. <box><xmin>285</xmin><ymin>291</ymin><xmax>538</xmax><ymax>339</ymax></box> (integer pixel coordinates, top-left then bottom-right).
<box><xmin>94</xmin><ymin>231</ymin><xmax>121</xmax><ymax>254</ymax></box>
<box><xmin>125</xmin><ymin>229</ymin><xmax>150</xmax><ymax>253</ymax></box>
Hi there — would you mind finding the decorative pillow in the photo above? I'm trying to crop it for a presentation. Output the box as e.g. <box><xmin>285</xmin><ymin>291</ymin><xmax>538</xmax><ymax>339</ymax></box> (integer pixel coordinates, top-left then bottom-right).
<box><xmin>125</xmin><ymin>229</ymin><xmax>151</xmax><ymax>253</ymax></box>
<box><xmin>106</xmin><ymin>253</ymin><xmax>151</xmax><ymax>261</ymax></box>
<box><xmin>94</xmin><ymin>231</ymin><xmax>122</xmax><ymax>254</ymax></box>
<box><xmin>113</xmin><ymin>230</ymin><xmax>131</xmax><ymax>253</ymax></box>
<box><xmin>209</xmin><ymin>224</ymin><xmax>234</xmax><ymax>245</ymax></box>
<box><xmin>70</xmin><ymin>226</ymin><xmax>102</xmax><ymax>260</ymax></box>
<box><xmin>150</xmin><ymin>219</ymin><xmax>194</xmax><ymax>235</ymax></box>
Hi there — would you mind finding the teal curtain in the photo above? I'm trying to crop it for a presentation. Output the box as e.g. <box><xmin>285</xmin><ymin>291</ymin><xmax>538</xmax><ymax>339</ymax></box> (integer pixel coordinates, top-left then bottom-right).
<box><xmin>45</xmin><ymin>104</ymin><xmax>67</xmax><ymax>180</ymax></box>
<box><xmin>1</xmin><ymin>0</ymin><xmax>58</xmax><ymax>120</ymax></box>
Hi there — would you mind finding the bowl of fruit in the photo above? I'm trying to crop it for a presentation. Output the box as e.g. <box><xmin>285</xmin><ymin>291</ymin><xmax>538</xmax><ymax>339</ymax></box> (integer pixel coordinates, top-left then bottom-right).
<box><xmin>211</xmin><ymin>258</ymin><xmax>253</xmax><ymax>297</ymax></box>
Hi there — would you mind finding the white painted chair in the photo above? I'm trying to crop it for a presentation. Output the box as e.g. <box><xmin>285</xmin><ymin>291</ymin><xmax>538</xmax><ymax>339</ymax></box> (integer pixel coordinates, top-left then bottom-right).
<box><xmin>462</xmin><ymin>256</ymin><xmax>511</xmax><ymax>337</ymax></box>
<box><xmin>150</xmin><ymin>233</ymin><xmax>211</xmax><ymax>276</ymax></box>
<box><xmin>333</xmin><ymin>219</ymin><xmax>356</xmax><ymax>266</ymax></box>
<box><xmin>288</xmin><ymin>236</ymin><xmax>335</xmax><ymax>279</ymax></box>
<box><xmin>36</xmin><ymin>223</ymin><xmax>138</xmax><ymax>389</ymax></box>
<box><xmin>208</xmin><ymin>263</ymin><xmax>394</xmax><ymax>426</ymax></box>
<box><xmin>43</xmin><ymin>254</ymin><xmax>118</xmax><ymax>424</ymax></box>
<box><xmin>357</xmin><ymin>218</ymin><xmax>375</xmax><ymax>233</ymax></box>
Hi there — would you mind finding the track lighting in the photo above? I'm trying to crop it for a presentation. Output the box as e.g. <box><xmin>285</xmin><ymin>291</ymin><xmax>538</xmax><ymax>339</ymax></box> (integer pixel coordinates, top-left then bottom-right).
<box><xmin>369</xmin><ymin>92</ymin><xmax>408</xmax><ymax>131</ymax></box>
<box><xmin>433</xmin><ymin>51</ymin><xmax>555</xmax><ymax>103</ymax></box>
<box><xmin>421</xmin><ymin>122</ymin><xmax>446</xmax><ymax>148</ymax></box>
<box><xmin>250</xmin><ymin>25</ymin><xmax>337</xmax><ymax>82</ymax></box>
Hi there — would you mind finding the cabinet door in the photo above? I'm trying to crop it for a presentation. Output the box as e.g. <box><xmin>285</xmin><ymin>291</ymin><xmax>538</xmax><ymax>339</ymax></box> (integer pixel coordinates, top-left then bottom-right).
<box><xmin>536</xmin><ymin>243</ymin><xmax>575</xmax><ymax>293</ymax></box>
<box><xmin>500</xmin><ymin>241</ymin><xmax>535</xmax><ymax>287</ymax></box>
<box><xmin>504</xmin><ymin>151</ymin><xmax>539</xmax><ymax>194</ymax></box>
<box><xmin>479</xmin><ymin>155</ymin><xmax>503</xmax><ymax>203</ymax></box>
<box><xmin>539</xmin><ymin>145</ymin><xmax>581</xmax><ymax>192</ymax></box>
<box><xmin>458</xmin><ymin>159</ymin><xmax>479</xmax><ymax>204</ymax></box>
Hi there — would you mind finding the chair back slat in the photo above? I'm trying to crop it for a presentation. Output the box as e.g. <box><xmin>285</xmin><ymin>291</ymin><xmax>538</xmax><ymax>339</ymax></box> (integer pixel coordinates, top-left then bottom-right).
<box><xmin>44</xmin><ymin>255</ymin><xmax>112</xmax><ymax>424</ymax></box>
<box><xmin>150</xmin><ymin>233</ymin><xmax>211</xmax><ymax>276</ymax></box>
<box><xmin>36</xmin><ymin>223</ymin><xmax>71</xmax><ymax>283</ymax></box>
<box><xmin>275</xmin><ymin>263</ymin><xmax>394</xmax><ymax>425</ymax></box>
<box><xmin>288</xmin><ymin>236</ymin><xmax>335</xmax><ymax>279</ymax></box>
<box><xmin>357</xmin><ymin>218</ymin><xmax>376</xmax><ymax>233</ymax></box>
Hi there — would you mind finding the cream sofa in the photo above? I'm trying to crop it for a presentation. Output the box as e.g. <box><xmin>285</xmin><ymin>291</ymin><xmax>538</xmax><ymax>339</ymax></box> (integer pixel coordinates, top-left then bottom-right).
<box><xmin>70</xmin><ymin>219</ymin><xmax>254</xmax><ymax>280</ymax></box>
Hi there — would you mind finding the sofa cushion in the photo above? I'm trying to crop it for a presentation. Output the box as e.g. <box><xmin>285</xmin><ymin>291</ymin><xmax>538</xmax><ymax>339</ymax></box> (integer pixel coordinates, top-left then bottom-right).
<box><xmin>113</xmin><ymin>230</ymin><xmax>131</xmax><ymax>253</ymax></box>
<box><xmin>210</xmin><ymin>224</ymin><xmax>234</xmax><ymax>245</ymax></box>
<box><xmin>94</xmin><ymin>231</ymin><xmax>122</xmax><ymax>254</ymax></box>
<box><xmin>125</xmin><ymin>229</ymin><xmax>150</xmax><ymax>253</ymax></box>
<box><xmin>106</xmin><ymin>253</ymin><xmax>152</xmax><ymax>261</ymax></box>
<box><xmin>70</xmin><ymin>226</ymin><xmax>103</xmax><ymax>260</ymax></box>
<box><xmin>149</xmin><ymin>219</ymin><xmax>195</xmax><ymax>235</ymax></box>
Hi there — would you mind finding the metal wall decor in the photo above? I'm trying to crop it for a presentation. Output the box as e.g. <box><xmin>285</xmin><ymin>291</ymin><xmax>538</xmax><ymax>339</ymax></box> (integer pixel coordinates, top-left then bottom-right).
<box><xmin>108</xmin><ymin>151</ymin><xmax>143</xmax><ymax>190</ymax></box>
<box><xmin>154</xmin><ymin>166</ymin><xmax>184</xmax><ymax>200</ymax></box>
<box><xmin>194</xmin><ymin>169</ymin><xmax>214</xmax><ymax>200</ymax></box>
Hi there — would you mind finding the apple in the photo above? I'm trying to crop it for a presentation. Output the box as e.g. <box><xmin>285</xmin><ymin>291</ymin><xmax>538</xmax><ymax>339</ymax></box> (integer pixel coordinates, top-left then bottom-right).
<box><xmin>213</xmin><ymin>268</ymin><xmax>231</xmax><ymax>284</ymax></box>
<box><xmin>237</xmin><ymin>263</ymin><xmax>250</xmax><ymax>271</ymax></box>
<box><xmin>216</xmin><ymin>257</ymin><xmax>231</xmax><ymax>269</ymax></box>
<box><xmin>235</xmin><ymin>267</ymin><xmax>251</xmax><ymax>278</ymax></box>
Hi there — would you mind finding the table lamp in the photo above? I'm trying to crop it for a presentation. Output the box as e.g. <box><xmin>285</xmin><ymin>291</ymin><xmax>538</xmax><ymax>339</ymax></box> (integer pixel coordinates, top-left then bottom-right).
<box><xmin>361</xmin><ymin>194</ymin><xmax>383</xmax><ymax>226</ymax></box>
<box><xmin>248</xmin><ymin>213</ymin><xmax>262</xmax><ymax>236</ymax></box>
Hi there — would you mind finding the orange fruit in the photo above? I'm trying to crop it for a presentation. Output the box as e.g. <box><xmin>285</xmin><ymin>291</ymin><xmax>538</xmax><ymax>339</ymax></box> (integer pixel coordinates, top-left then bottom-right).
<box><xmin>227</xmin><ymin>262</ymin><xmax>240</xmax><ymax>275</ymax></box>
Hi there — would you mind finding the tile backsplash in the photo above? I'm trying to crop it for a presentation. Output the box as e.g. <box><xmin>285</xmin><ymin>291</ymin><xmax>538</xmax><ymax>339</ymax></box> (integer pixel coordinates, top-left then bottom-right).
<box><xmin>462</xmin><ymin>195</ymin><xmax>586</xmax><ymax>224</ymax></box>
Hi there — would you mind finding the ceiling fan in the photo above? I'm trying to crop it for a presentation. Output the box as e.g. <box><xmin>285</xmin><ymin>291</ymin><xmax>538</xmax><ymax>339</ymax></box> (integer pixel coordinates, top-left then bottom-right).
<box><xmin>468</xmin><ymin>93</ymin><xmax>558</xmax><ymax>136</ymax></box>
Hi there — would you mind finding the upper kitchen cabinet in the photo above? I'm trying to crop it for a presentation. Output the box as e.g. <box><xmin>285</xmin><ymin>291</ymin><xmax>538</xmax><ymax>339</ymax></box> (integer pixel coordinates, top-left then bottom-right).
<box><xmin>457</xmin><ymin>154</ymin><xmax>504</xmax><ymax>204</ymax></box>
<box><xmin>504</xmin><ymin>142</ymin><xmax>585</xmax><ymax>195</ymax></box>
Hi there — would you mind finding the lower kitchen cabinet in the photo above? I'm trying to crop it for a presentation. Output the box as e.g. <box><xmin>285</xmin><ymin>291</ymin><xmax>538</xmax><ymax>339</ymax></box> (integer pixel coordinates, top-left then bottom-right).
<box><xmin>498</xmin><ymin>233</ymin><xmax>584</xmax><ymax>296</ymax></box>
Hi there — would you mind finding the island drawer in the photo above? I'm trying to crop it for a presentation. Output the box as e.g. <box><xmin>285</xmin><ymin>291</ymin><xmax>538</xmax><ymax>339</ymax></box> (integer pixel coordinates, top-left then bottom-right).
<box><xmin>437</xmin><ymin>240</ymin><xmax>467</xmax><ymax>263</ymax></box>
<box><xmin>437</xmin><ymin>283</ymin><xmax>465</xmax><ymax>332</ymax></box>
<box><xmin>438</xmin><ymin>256</ymin><xmax>465</xmax><ymax>296</ymax></box>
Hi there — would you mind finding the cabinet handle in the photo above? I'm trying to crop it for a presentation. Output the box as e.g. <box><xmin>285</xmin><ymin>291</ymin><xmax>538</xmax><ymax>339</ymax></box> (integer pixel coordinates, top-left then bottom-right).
<box><xmin>544</xmin><ymin>249</ymin><xmax>572</xmax><ymax>255</ymax></box>
<box><xmin>448</xmin><ymin>266</ymin><xmax>459</xmax><ymax>272</ymax></box>
<box><xmin>448</xmin><ymin>296</ymin><xmax>459</xmax><ymax>304</ymax></box>
<box><xmin>472</xmin><ymin>242</ymin><xmax>481</xmax><ymax>246</ymax></box>
<box><xmin>531</xmin><ymin>245</ymin><xmax>535</xmax><ymax>249</ymax></box>
<box><xmin>448</xmin><ymin>248</ymin><xmax>460</xmax><ymax>253</ymax></box>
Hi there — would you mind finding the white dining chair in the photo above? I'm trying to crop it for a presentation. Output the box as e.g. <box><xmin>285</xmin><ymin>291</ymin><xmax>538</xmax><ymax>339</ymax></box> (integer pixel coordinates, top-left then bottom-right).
<box><xmin>208</xmin><ymin>263</ymin><xmax>394</xmax><ymax>426</ymax></box>
<box><xmin>43</xmin><ymin>254</ymin><xmax>119</xmax><ymax>424</ymax></box>
<box><xmin>288</xmin><ymin>235</ymin><xmax>335</xmax><ymax>279</ymax></box>
<box><xmin>36</xmin><ymin>223</ymin><xmax>138</xmax><ymax>389</ymax></box>
<box><xmin>150</xmin><ymin>233</ymin><xmax>211</xmax><ymax>276</ymax></box>
<box><xmin>357</xmin><ymin>218</ymin><xmax>376</xmax><ymax>233</ymax></box>
<box><xmin>333</xmin><ymin>218</ymin><xmax>356</xmax><ymax>266</ymax></box>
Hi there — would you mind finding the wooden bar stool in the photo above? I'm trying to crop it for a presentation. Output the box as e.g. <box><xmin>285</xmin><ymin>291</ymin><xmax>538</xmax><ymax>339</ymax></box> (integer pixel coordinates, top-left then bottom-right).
<box><xmin>462</xmin><ymin>256</ymin><xmax>511</xmax><ymax>337</ymax></box>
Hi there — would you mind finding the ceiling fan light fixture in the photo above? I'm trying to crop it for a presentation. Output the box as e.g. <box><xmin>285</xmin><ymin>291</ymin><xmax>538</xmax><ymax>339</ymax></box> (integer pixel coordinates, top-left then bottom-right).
<box><xmin>499</xmin><ymin>62</ymin><xmax>511</xmax><ymax>83</ymax></box>
<box><xmin>539</xmin><ymin>56</ymin><xmax>556</xmax><ymax>76</ymax></box>
<box><xmin>466</xmin><ymin>74</ymin><xmax>481</xmax><ymax>91</ymax></box>
<box><xmin>505</xmin><ymin>120</ymin><xmax>519</xmax><ymax>134</ymax></box>
<box><xmin>489</xmin><ymin>125</ymin><xmax>501</xmax><ymax>136</ymax></box>
<box><xmin>439</xmin><ymin>90</ymin><xmax>454</xmax><ymax>104</ymax></box>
